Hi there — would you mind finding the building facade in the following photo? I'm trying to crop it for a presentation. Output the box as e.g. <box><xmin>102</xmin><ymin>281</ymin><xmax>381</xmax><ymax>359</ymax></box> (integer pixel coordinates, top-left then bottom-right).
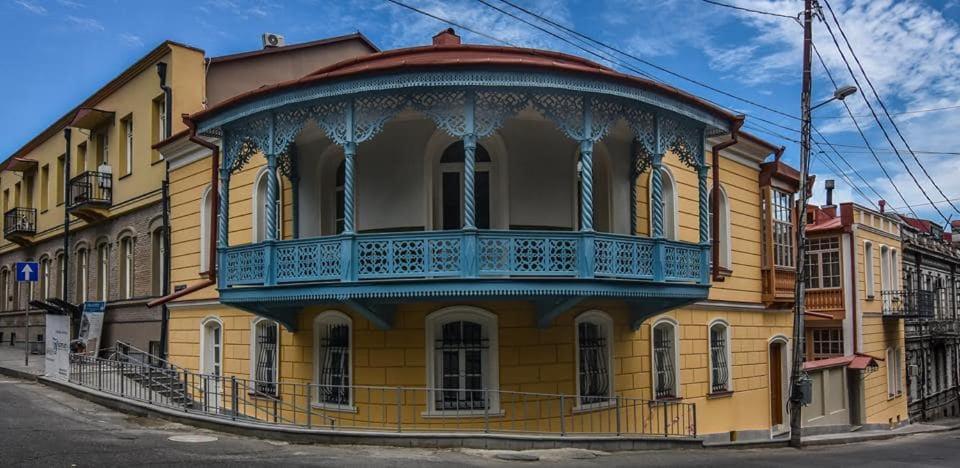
<box><xmin>892</xmin><ymin>215</ymin><xmax>960</xmax><ymax>421</ymax></box>
<box><xmin>0</xmin><ymin>42</ymin><xmax>205</xmax><ymax>353</ymax></box>
<box><xmin>155</xmin><ymin>29</ymin><xmax>807</xmax><ymax>442</ymax></box>
<box><xmin>801</xmin><ymin>198</ymin><xmax>908</xmax><ymax>430</ymax></box>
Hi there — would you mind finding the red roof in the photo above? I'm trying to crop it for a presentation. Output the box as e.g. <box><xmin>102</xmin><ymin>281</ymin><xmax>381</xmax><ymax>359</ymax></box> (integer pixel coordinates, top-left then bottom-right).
<box><xmin>189</xmin><ymin>29</ymin><xmax>743</xmax><ymax>128</ymax></box>
<box><xmin>803</xmin><ymin>353</ymin><xmax>882</xmax><ymax>371</ymax></box>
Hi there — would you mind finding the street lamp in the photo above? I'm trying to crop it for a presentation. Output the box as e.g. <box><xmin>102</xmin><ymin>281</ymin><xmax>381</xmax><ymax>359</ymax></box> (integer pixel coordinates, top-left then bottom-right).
<box><xmin>811</xmin><ymin>85</ymin><xmax>858</xmax><ymax>110</ymax></box>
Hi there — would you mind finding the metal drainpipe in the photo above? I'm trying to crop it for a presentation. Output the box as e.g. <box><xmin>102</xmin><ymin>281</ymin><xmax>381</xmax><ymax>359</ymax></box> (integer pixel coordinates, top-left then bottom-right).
<box><xmin>63</xmin><ymin>129</ymin><xmax>71</xmax><ymax>310</ymax></box>
<box><xmin>709</xmin><ymin>118</ymin><xmax>742</xmax><ymax>281</ymax></box>
<box><xmin>157</xmin><ymin>62</ymin><xmax>173</xmax><ymax>359</ymax></box>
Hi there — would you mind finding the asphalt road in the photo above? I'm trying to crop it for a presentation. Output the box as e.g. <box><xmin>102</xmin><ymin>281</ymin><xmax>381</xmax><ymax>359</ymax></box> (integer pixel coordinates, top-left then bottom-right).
<box><xmin>0</xmin><ymin>377</ymin><xmax>958</xmax><ymax>467</ymax></box>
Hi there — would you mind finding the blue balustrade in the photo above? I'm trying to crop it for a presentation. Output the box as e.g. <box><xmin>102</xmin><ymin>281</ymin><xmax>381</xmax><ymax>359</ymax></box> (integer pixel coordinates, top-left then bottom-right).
<box><xmin>221</xmin><ymin>230</ymin><xmax>707</xmax><ymax>288</ymax></box>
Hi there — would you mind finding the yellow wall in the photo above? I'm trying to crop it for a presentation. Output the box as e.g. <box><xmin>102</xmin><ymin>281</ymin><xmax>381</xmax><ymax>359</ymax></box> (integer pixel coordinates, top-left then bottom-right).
<box><xmin>0</xmin><ymin>43</ymin><xmax>205</xmax><ymax>254</ymax></box>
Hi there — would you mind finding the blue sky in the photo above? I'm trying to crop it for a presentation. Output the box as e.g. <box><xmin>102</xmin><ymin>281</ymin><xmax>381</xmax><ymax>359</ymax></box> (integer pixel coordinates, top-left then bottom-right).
<box><xmin>3</xmin><ymin>0</ymin><xmax>960</xmax><ymax>223</ymax></box>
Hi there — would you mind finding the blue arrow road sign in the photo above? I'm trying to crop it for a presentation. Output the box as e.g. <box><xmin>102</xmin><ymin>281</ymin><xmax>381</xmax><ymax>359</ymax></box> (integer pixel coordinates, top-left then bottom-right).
<box><xmin>15</xmin><ymin>262</ymin><xmax>39</xmax><ymax>282</ymax></box>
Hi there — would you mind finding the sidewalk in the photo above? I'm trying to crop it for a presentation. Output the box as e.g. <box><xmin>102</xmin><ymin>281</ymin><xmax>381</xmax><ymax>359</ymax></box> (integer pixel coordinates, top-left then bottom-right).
<box><xmin>0</xmin><ymin>343</ymin><xmax>44</xmax><ymax>380</ymax></box>
<box><xmin>801</xmin><ymin>418</ymin><xmax>960</xmax><ymax>447</ymax></box>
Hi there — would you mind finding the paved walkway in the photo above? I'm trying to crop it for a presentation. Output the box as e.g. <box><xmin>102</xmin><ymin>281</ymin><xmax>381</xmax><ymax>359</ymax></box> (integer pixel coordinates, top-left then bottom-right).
<box><xmin>0</xmin><ymin>343</ymin><xmax>45</xmax><ymax>379</ymax></box>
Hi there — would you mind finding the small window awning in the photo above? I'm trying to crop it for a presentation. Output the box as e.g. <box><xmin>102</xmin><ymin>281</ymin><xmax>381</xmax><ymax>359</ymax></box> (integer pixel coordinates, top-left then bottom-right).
<box><xmin>803</xmin><ymin>352</ymin><xmax>883</xmax><ymax>372</ymax></box>
<box><xmin>2</xmin><ymin>157</ymin><xmax>38</xmax><ymax>173</ymax></box>
<box><xmin>70</xmin><ymin>107</ymin><xmax>115</xmax><ymax>130</ymax></box>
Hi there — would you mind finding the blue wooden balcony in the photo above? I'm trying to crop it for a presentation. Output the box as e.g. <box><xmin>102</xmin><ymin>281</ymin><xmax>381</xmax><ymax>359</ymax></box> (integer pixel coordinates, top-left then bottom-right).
<box><xmin>218</xmin><ymin>230</ymin><xmax>710</xmax><ymax>331</ymax></box>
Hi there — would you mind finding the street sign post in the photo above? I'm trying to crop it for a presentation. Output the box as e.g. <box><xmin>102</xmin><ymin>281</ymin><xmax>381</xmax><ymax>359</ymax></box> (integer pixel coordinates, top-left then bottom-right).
<box><xmin>16</xmin><ymin>261</ymin><xmax>38</xmax><ymax>366</ymax></box>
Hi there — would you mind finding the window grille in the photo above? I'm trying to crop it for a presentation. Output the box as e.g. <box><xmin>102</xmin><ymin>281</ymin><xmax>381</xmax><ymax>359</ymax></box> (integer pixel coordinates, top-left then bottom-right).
<box><xmin>435</xmin><ymin>320</ymin><xmax>487</xmax><ymax>411</ymax></box>
<box><xmin>653</xmin><ymin>323</ymin><xmax>676</xmax><ymax>399</ymax></box>
<box><xmin>577</xmin><ymin>321</ymin><xmax>610</xmax><ymax>405</ymax></box>
<box><xmin>254</xmin><ymin>321</ymin><xmax>278</xmax><ymax>396</ymax></box>
<box><xmin>710</xmin><ymin>324</ymin><xmax>729</xmax><ymax>393</ymax></box>
<box><xmin>317</xmin><ymin>323</ymin><xmax>350</xmax><ymax>405</ymax></box>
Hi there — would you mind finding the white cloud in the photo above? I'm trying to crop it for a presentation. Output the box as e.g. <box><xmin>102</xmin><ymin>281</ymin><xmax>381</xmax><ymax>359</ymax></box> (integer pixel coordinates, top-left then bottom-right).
<box><xmin>66</xmin><ymin>15</ymin><xmax>104</xmax><ymax>32</ymax></box>
<box><xmin>15</xmin><ymin>0</ymin><xmax>46</xmax><ymax>15</ymax></box>
<box><xmin>118</xmin><ymin>32</ymin><xmax>144</xmax><ymax>48</ymax></box>
<box><xmin>57</xmin><ymin>0</ymin><xmax>84</xmax><ymax>7</ymax></box>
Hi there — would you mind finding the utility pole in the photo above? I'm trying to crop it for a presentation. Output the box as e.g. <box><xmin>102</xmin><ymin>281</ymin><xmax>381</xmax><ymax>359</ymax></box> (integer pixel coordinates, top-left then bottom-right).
<box><xmin>789</xmin><ymin>0</ymin><xmax>815</xmax><ymax>448</ymax></box>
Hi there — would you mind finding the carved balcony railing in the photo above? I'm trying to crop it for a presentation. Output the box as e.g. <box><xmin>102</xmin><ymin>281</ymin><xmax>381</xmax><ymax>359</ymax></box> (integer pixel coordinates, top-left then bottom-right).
<box><xmin>882</xmin><ymin>290</ymin><xmax>937</xmax><ymax>319</ymax></box>
<box><xmin>805</xmin><ymin>288</ymin><xmax>845</xmax><ymax>319</ymax></box>
<box><xmin>221</xmin><ymin>230</ymin><xmax>708</xmax><ymax>289</ymax></box>
<box><xmin>3</xmin><ymin>207</ymin><xmax>36</xmax><ymax>240</ymax></box>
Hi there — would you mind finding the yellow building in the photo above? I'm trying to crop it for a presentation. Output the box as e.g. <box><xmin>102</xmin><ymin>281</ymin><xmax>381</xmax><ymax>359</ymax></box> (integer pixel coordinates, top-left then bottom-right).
<box><xmin>0</xmin><ymin>41</ymin><xmax>205</xmax><ymax>352</ymax></box>
<box><xmin>156</xmin><ymin>29</ymin><xmax>802</xmax><ymax>443</ymax></box>
<box><xmin>802</xmin><ymin>198</ymin><xmax>908</xmax><ymax>430</ymax></box>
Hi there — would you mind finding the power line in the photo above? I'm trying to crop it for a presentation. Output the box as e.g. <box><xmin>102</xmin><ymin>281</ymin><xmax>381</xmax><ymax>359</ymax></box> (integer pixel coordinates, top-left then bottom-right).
<box><xmin>383</xmin><ymin>0</ymin><xmax>518</xmax><ymax>47</ymax></box>
<box><xmin>818</xmin><ymin>103</ymin><xmax>960</xmax><ymax>120</ymax></box>
<box><xmin>493</xmin><ymin>0</ymin><xmax>801</xmax><ymax>121</ymax></box>
<box><xmin>699</xmin><ymin>0</ymin><xmax>800</xmax><ymax>20</ymax></box>
<box><xmin>817</xmin><ymin>2</ymin><xmax>949</xmax><ymax>222</ymax></box>
<box><xmin>822</xmin><ymin>0</ymin><xmax>958</xmax><ymax>218</ymax></box>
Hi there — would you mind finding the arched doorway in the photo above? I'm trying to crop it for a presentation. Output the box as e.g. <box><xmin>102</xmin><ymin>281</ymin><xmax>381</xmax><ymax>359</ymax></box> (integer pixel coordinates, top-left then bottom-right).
<box><xmin>769</xmin><ymin>338</ymin><xmax>788</xmax><ymax>434</ymax></box>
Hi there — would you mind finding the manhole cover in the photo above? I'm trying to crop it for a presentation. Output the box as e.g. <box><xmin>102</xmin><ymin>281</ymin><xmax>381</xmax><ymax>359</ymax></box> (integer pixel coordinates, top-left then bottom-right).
<box><xmin>168</xmin><ymin>434</ymin><xmax>218</xmax><ymax>443</ymax></box>
<box><xmin>494</xmin><ymin>452</ymin><xmax>540</xmax><ymax>461</ymax></box>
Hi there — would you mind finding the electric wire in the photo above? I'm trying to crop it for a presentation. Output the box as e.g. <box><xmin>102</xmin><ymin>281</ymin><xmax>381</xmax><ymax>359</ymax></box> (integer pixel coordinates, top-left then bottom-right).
<box><xmin>699</xmin><ymin>0</ymin><xmax>800</xmax><ymax>20</ymax></box>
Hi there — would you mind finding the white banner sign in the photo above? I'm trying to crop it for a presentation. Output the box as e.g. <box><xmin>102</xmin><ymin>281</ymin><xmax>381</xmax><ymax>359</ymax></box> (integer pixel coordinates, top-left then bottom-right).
<box><xmin>77</xmin><ymin>302</ymin><xmax>106</xmax><ymax>355</ymax></box>
<box><xmin>44</xmin><ymin>313</ymin><xmax>70</xmax><ymax>381</ymax></box>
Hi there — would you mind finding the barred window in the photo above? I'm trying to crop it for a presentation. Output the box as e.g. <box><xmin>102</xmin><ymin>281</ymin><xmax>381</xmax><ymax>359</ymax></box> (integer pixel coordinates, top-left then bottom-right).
<box><xmin>710</xmin><ymin>322</ymin><xmax>731</xmax><ymax>393</ymax></box>
<box><xmin>314</xmin><ymin>312</ymin><xmax>351</xmax><ymax>407</ymax></box>
<box><xmin>575</xmin><ymin>311</ymin><xmax>613</xmax><ymax>407</ymax></box>
<box><xmin>805</xmin><ymin>237</ymin><xmax>841</xmax><ymax>289</ymax></box>
<box><xmin>772</xmin><ymin>189</ymin><xmax>794</xmax><ymax>268</ymax></box>
<box><xmin>811</xmin><ymin>328</ymin><xmax>843</xmax><ymax>360</ymax></box>
<box><xmin>653</xmin><ymin>321</ymin><xmax>678</xmax><ymax>399</ymax></box>
<box><xmin>435</xmin><ymin>320</ymin><xmax>487</xmax><ymax>410</ymax></box>
<box><xmin>252</xmin><ymin>319</ymin><xmax>279</xmax><ymax>396</ymax></box>
<box><xmin>887</xmin><ymin>347</ymin><xmax>902</xmax><ymax>397</ymax></box>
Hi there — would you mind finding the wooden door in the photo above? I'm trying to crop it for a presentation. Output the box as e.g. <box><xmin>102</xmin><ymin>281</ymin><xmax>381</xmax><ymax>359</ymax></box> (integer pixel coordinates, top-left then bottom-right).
<box><xmin>770</xmin><ymin>343</ymin><xmax>784</xmax><ymax>426</ymax></box>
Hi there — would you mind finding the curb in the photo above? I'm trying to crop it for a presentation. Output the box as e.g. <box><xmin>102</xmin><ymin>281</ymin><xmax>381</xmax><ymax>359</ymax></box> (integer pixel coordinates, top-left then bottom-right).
<box><xmin>0</xmin><ymin>365</ymin><xmax>40</xmax><ymax>382</ymax></box>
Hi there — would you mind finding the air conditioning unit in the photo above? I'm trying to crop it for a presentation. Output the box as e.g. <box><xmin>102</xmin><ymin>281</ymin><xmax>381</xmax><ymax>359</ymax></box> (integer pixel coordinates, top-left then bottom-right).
<box><xmin>908</xmin><ymin>364</ymin><xmax>919</xmax><ymax>377</ymax></box>
<box><xmin>261</xmin><ymin>33</ymin><xmax>284</xmax><ymax>48</ymax></box>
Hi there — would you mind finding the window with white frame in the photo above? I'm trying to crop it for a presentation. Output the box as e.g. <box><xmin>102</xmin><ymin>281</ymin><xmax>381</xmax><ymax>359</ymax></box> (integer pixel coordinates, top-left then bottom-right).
<box><xmin>97</xmin><ymin>243</ymin><xmax>109</xmax><ymax>301</ymax></box>
<box><xmin>887</xmin><ymin>347</ymin><xmax>902</xmax><ymax>397</ymax></box>
<box><xmin>119</xmin><ymin>236</ymin><xmax>134</xmax><ymax>299</ymax></box>
<box><xmin>252</xmin><ymin>319</ymin><xmax>279</xmax><ymax>396</ymax></box>
<box><xmin>151</xmin><ymin>227</ymin><xmax>165</xmax><ymax>296</ymax></box>
<box><xmin>771</xmin><ymin>189</ymin><xmax>794</xmax><ymax>268</ymax></box>
<box><xmin>650</xmin><ymin>167</ymin><xmax>678</xmax><ymax>240</ymax></box>
<box><xmin>811</xmin><ymin>328</ymin><xmax>843</xmax><ymax>360</ymax></box>
<box><xmin>39</xmin><ymin>257</ymin><xmax>50</xmax><ymax>300</ymax></box>
<box><xmin>199</xmin><ymin>186</ymin><xmax>213</xmax><ymax>272</ymax></box>
<box><xmin>76</xmin><ymin>247</ymin><xmax>88</xmax><ymax>303</ymax></box>
<box><xmin>0</xmin><ymin>268</ymin><xmax>9</xmax><ymax>311</ymax></box>
<box><xmin>805</xmin><ymin>237</ymin><xmax>841</xmax><ymax>289</ymax></box>
<box><xmin>864</xmin><ymin>241</ymin><xmax>875</xmax><ymax>298</ymax></box>
<box><xmin>253</xmin><ymin>169</ymin><xmax>270</xmax><ymax>242</ymax></box>
<box><xmin>124</xmin><ymin>117</ymin><xmax>134</xmax><ymax>176</ymax></box>
<box><xmin>314</xmin><ymin>311</ymin><xmax>351</xmax><ymax>408</ymax></box>
<box><xmin>575</xmin><ymin>311</ymin><xmax>614</xmax><ymax>407</ymax></box>
<box><xmin>439</xmin><ymin>142</ymin><xmax>491</xmax><ymax>230</ymax></box>
<box><xmin>709</xmin><ymin>321</ymin><xmax>731</xmax><ymax>393</ymax></box>
<box><xmin>334</xmin><ymin>161</ymin><xmax>345</xmax><ymax>234</ymax></box>
<box><xmin>57</xmin><ymin>253</ymin><xmax>65</xmax><ymax>297</ymax></box>
<box><xmin>426</xmin><ymin>307</ymin><xmax>498</xmax><ymax>413</ymax></box>
<box><xmin>652</xmin><ymin>320</ymin><xmax>679</xmax><ymax>399</ymax></box>
<box><xmin>709</xmin><ymin>187</ymin><xmax>731</xmax><ymax>270</ymax></box>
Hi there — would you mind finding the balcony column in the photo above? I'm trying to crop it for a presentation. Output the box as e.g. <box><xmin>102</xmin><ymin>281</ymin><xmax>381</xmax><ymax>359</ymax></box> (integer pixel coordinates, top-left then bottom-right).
<box><xmin>462</xmin><ymin>93</ymin><xmax>478</xmax><ymax>277</ymax></box>
<box><xmin>217</xmin><ymin>166</ymin><xmax>230</xmax><ymax>289</ymax></box>
<box><xmin>698</xmin><ymin>164</ymin><xmax>711</xmax><ymax>284</ymax></box>
<box><xmin>341</xmin><ymin>100</ymin><xmax>358</xmax><ymax>282</ymax></box>
<box><xmin>651</xmin><ymin>115</ymin><xmax>665</xmax><ymax>282</ymax></box>
<box><xmin>264</xmin><ymin>115</ymin><xmax>279</xmax><ymax>286</ymax></box>
<box><xmin>578</xmin><ymin>99</ymin><xmax>596</xmax><ymax>278</ymax></box>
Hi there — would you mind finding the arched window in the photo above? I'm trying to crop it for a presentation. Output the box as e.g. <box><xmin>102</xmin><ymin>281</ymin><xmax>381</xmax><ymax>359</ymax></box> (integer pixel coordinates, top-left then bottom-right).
<box><xmin>151</xmin><ymin>226</ymin><xmax>166</xmax><ymax>296</ymax></box>
<box><xmin>251</xmin><ymin>318</ymin><xmax>279</xmax><ymax>396</ymax></box>
<box><xmin>0</xmin><ymin>268</ymin><xmax>9</xmax><ymax>312</ymax></box>
<box><xmin>38</xmin><ymin>256</ymin><xmax>50</xmax><ymax>300</ymax></box>
<box><xmin>426</xmin><ymin>306</ymin><xmax>499</xmax><ymax>413</ymax></box>
<box><xmin>439</xmin><ymin>142</ymin><xmax>491</xmax><ymax>230</ymax></box>
<box><xmin>56</xmin><ymin>252</ymin><xmax>65</xmax><ymax>298</ymax></box>
<box><xmin>97</xmin><ymin>242</ymin><xmax>109</xmax><ymax>301</ymax></box>
<box><xmin>314</xmin><ymin>311</ymin><xmax>352</xmax><ymax>408</ymax></box>
<box><xmin>119</xmin><ymin>234</ymin><xmax>135</xmax><ymax>299</ymax></box>
<box><xmin>201</xmin><ymin>318</ymin><xmax>223</xmax><ymax>376</ymax></box>
<box><xmin>709</xmin><ymin>320</ymin><xmax>732</xmax><ymax>393</ymax></box>
<box><xmin>651</xmin><ymin>319</ymin><xmax>679</xmax><ymax>399</ymax></box>
<box><xmin>887</xmin><ymin>347</ymin><xmax>902</xmax><ymax>397</ymax></box>
<box><xmin>864</xmin><ymin>241</ymin><xmax>875</xmax><ymax>299</ymax></box>
<box><xmin>650</xmin><ymin>167</ymin><xmax>678</xmax><ymax>240</ymax></box>
<box><xmin>76</xmin><ymin>246</ymin><xmax>89</xmax><ymax>303</ymax></box>
<box><xmin>710</xmin><ymin>186</ymin><xmax>731</xmax><ymax>270</ymax></box>
<box><xmin>199</xmin><ymin>186</ymin><xmax>213</xmax><ymax>273</ymax></box>
<box><xmin>575</xmin><ymin>311</ymin><xmax>614</xmax><ymax>407</ymax></box>
<box><xmin>335</xmin><ymin>160</ymin><xmax>345</xmax><ymax>234</ymax></box>
<box><xmin>252</xmin><ymin>168</ymin><xmax>283</xmax><ymax>242</ymax></box>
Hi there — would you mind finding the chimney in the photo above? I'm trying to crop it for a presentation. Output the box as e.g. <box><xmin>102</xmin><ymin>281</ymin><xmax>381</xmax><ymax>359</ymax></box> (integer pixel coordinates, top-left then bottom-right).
<box><xmin>879</xmin><ymin>199</ymin><xmax>886</xmax><ymax>214</ymax></box>
<box><xmin>432</xmin><ymin>28</ymin><xmax>461</xmax><ymax>46</ymax></box>
<box><xmin>824</xmin><ymin>179</ymin><xmax>835</xmax><ymax>207</ymax></box>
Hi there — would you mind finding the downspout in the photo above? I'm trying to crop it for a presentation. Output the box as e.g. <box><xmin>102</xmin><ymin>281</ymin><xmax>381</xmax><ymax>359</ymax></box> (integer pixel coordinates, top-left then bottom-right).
<box><xmin>710</xmin><ymin>117</ymin><xmax>743</xmax><ymax>281</ymax></box>
<box><xmin>63</xmin><ymin>129</ymin><xmax>71</xmax><ymax>307</ymax></box>
<box><xmin>848</xmin><ymin>226</ymin><xmax>859</xmax><ymax>353</ymax></box>
<box><xmin>147</xmin><ymin>116</ymin><xmax>218</xmax><ymax>308</ymax></box>
<box><xmin>156</xmin><ymin>62</ymin><xmax>173</xmax><ymax>359</ymax></box>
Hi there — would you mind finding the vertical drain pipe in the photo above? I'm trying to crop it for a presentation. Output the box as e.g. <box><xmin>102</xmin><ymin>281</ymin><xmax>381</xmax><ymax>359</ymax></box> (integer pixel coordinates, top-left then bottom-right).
<box><xmin>710</xmin><ymin>118</ymin><xmax>743</xmax><ymax>281</ymax></box>
<box><xmin>156</xmin><ymin>62</ymin><xmax>173</xmax><ymax>359</ymax></box>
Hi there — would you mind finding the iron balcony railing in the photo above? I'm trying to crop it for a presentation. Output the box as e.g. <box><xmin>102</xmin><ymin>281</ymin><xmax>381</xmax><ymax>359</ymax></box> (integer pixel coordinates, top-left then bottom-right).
<box><xmin>221</xmin><ymin>230</ymin><xmax>709</xmax><ymax>288</ymax></box>
<box><xmin>67</xmin><ymin>171</ymin><xmax>112</xmax><ymax>210</ymax></box>
<box><xmin>68</xmin><ymin>353</ymin><xmax>697</xmax><ymax>438</ymax></box>
<box><xmin>3</xmin><ymin>207</ymin><xmax>36</xmax><ymax>237</ymax></box>
<box><xmin>882</xmin><ymin>290</ymin><xmax>937</xmax><ymax>318</ymax></box>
